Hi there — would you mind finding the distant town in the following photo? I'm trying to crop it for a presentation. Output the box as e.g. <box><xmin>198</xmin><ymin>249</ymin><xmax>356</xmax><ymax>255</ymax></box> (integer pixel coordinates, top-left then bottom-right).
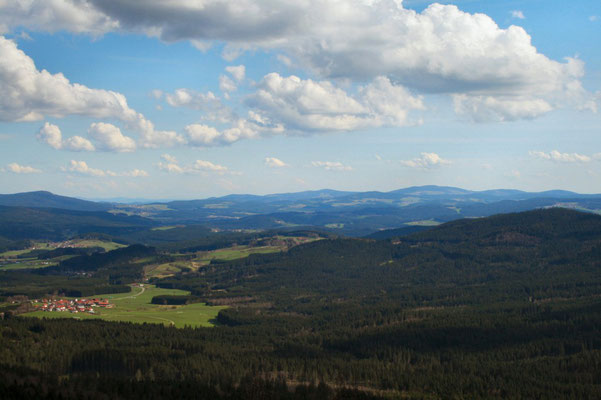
<box><xmin>33</xmin><ymin>298</ymin><xmax>114</xmax><ymax>314</ymax></box>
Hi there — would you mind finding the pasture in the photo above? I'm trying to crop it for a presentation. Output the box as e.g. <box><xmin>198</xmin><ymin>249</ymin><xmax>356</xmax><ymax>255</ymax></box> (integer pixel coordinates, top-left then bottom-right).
<box><xmin>23</xmin><ymin>284</ymin><xmax>225</xmax><ymax>328</ymax></box>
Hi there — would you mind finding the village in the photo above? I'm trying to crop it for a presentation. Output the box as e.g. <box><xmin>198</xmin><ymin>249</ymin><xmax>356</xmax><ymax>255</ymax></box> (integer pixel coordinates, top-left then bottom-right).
<box><xmin>33</xmin><ymin>298</ymin><xmax>114</xmax><ymax>314</ymax></box>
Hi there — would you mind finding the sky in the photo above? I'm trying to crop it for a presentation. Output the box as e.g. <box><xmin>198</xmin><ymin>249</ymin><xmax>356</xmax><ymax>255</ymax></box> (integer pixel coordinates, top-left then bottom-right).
<box><xmin>0</xmin><ymin>0</ymin><xmax>599</xmax><ymax>200</ymax></box>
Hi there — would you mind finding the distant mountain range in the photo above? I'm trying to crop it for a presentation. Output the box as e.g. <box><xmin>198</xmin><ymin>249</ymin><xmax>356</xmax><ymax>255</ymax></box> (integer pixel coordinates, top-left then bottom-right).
<box><xmin>1</xmin><ymin>186</ymin><xmax>600</xmax><ymax>237</ymax></box>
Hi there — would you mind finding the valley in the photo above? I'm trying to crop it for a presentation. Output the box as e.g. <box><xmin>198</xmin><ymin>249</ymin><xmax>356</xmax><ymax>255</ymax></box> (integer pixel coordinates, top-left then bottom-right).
<box><xmin>0</xmin><ymin>189</ymin><xmax>600</xmax><ymax>399</ymax></box>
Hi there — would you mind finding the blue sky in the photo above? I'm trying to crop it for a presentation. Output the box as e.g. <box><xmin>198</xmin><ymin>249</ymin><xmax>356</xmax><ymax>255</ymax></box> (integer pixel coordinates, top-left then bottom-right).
<box><xmin>0</xmin><ymin>0</ymin><xmax>599</xmax><ymax>199</ymax></box>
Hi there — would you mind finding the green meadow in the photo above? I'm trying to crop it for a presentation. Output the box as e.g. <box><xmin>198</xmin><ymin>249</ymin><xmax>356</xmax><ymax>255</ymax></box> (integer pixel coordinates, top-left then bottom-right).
<box><xmin>23</xmin><ymin>284</ymin><xmax>226</xmax><ymax>328</ymax></box>
<box><xmin>146</xmin><ymin>244</ymin><xmax>284</xmax><ymax>278</ymax></box>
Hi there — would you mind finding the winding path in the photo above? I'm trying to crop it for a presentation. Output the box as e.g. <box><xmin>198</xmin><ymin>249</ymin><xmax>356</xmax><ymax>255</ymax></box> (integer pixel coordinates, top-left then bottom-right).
<box><xmin>111</xmin><ymin>285</ymin><xmax>146</xmax><ymax>300</ymax></box>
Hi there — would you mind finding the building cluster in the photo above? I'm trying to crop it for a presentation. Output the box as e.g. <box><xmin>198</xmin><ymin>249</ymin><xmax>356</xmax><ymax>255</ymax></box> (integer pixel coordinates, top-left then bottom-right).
<box><xmin>34</xmin><ymin>298</ymin><xmax>113</xmax><ymax>314</ymax></box>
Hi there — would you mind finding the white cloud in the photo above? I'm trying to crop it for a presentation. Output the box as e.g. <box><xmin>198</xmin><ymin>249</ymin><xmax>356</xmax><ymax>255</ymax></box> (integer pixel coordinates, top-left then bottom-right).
<box><xmin>184</xmin><ymin>122</ymin><xmax>259</xmax><ymax>147</ymax></box>
<box><xmin>400</xmin><ymin>153</ymin><xmax>451</xmax><ymax>169</ymax></box>
<box><xmin>246</xmin><ymin>73</ymin><xmax>423</xmax><ymax>133</ymax></box>
<box><xmin>63</xmin><ymin>135</ymin><xmax>96</xmax><ymax>152</ymax></box>
<box><xmin>265</xmin><ymin>157</ymin><xmax>288</xmax><ymax>168</ymax></box>
<box><xmin>5</xmin><ymin>162</ymin><xmax>41</xmax><ymax>174</ymax></box>
<box><xmin>65</xmin><ymin>160</ymin><xmax>106</xmax><ymax>177</ymax></box>
<box><xmin>157</xmin><ymin>157</ymin><xmax>231</xmax><ymax>175</ymax></box>
<box><xmin>165</xmin><ymin>89</ymin><xmax>219</xmax><ymax>109</ymax></box>
<box><xmin>164</xmin><ymin>88</ymin><xmax>232</xmax><ymax>122</ymax></box>
<box><xmin>37</xmin><ymin>122</ymin><xmax>64</xmax><ymax>150</ymax></box>
<box><xmin>0</xmin><ymin>36</ymin><xmax>183</xmax><ymax>148</ymax></box>
<box><xmin>219</xmin><ymin>74</ymin><xmax>237</xmax><ymax>92</ymax></box>
<box><xmin>589</xmin><ymin>16</ymin><xmax>598</xmax><ymax>22</ymax></box>
<box><xmin>179</xmin><ymin>72</ymin><xmax>426</xmax><ymax>146</ymax></box>
<box><xmin>190</xmin><ymin>39</ymin><xmax>212</xmax><ymax>52</ymax></box>
<box><xmin>511</xmin><ymin>10</ymin><xmax>525</xmax><ymax>20</ymax></box>
<box><xmin>311</xmin><ymin>161</ymin><xmax>352</xmax><ymax>171</ymax></box>
<box><xmin>157</xmin><ymin>161</ymin><xmax>184</xmax><ymax>174</ymax></box>
<box><xmin>0</xmin><ymin>0</ymin><xmax>117</xmax><ymax>35</ymax></box>
<box><xmin>64</xmin><ymin>160</ymin><xmax>148</xmax><ymax>177</ymax></box>
<box><xmin>529</xmin><ymin>150</ymin><xmax>592</xmax><ymax>163</ymax></box>
<box><xmin>67</xmin><ymin>1</ymin><xmax>588</xmax><ymax>119</ymax></box>
<box><xmin>37</xmin><ymin>122</ymin><xmax>95</xmax><ymax>151</ymax></box>
<box><xmin>119</xmin><ymin>169</ymin><xmax>149</xmax><ymax>177</ymax></box>
<box><xmin>88</xmin><ymin>122</ymin><xmax>136</xmax><ymax>152</ymax></box>
<box><xmin>0</xmin><ymin>1</ymin><xmax>592</xmax><ymax>123</ymax></box>
<box><xmin>226</xmin><ymin>65</ymin><xmax>246</xmax><ymax>82</ymax></box>
<box><xmin>0</xmin><ymin>36</ymin><xmax>132</xmax><ymax>122</ymax></box>
<box><xmin>192</xmin><ymin>160</ymin><xmax>228</xmax><ymax>173</ymax></box>
<box><xmin>161</xmin><ymin>153</ymin><xmax>177</xmax><ymax>163</ymax></box>
<box><xmin>453</xmin><ymin>95</ymin><xmax>553</xmax><ymax>122</ymax></box>
<box><xmin>150</xmin><ymin>89</ymin><xmax>163</xmax><ymax>99</ymax></box>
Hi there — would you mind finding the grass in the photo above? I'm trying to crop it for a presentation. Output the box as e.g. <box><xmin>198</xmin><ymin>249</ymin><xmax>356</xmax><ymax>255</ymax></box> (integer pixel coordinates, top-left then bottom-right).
<box><xmin>0</xmin><ymin>259</ymin><xmax>57</xmax><ymax>270</ymax></box>
<box><xmin>0</xmin><ymin>239</ymin><xmax>123</xmax><ymax>270</ymax></box>
<box><xmin>145</xmin><ymin>245</ymin><xmax>284</xmax><ymax>279</ymax></box>
<box><xmin>405</xmin><ymin>220</ymin><xmax>441</xmax><ymax>226</ymax></box>
<box><xmin>66</xmin><ymin>239</ymin><xmax>125</xmax><ymax>251</ymax></box>
<box><xmin>204</xmin><ymin>245</ymin><xmax>282</xmax><ymax>261</ymax></box>
<box><xmin>151</xmin><ymin>225</ymin><xmax>185</xmax><ymax>231</ymax></box>
<box><xmin>22</xmin><ymin>284</ymin><xmax>226</xmax><ymax>328</ymax></box>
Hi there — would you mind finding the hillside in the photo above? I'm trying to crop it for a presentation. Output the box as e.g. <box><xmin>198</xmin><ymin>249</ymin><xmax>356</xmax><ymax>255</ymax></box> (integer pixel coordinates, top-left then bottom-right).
<box><xmin>0</xmin><ymin>191</ymin><xmax>111</xmax><ymax>212</ymax></box>
<box><xmin>2</xmin><ymin>188</ymin><xmax>601</xmax><ymax>236</ymax></box>
<box><xmin>1</xmin><ymin>208</ymin><xmax>601</xmax><ymax>398</ymax></box>
<box><xmin>0</xmin><ymin>206</ymin><xmax>156</xmax><ymax>240</ymax></box>
<box><xmin>158</xmin><ymin>208</ymin><xmax>601</xmax><ymax>307</ymax></box>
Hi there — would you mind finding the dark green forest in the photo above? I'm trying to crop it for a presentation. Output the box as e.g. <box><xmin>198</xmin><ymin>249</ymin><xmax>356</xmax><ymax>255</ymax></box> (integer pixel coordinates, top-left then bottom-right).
<box><xmin>1</xmin><ymin>208</ymin><xmax>600</xmax><ymax>399</ymax></box>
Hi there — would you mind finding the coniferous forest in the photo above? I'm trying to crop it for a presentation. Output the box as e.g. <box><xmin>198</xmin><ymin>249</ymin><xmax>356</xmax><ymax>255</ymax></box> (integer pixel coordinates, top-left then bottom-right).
<box><xmin>1</xmin><ymin>208</ymin><xmax>601</xmax><ymax>399</ymax></box>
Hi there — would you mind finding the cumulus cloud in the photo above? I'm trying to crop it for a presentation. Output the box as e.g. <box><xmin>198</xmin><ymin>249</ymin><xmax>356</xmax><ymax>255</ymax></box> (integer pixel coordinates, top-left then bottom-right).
<box><xmin>157</xmin><ymin>161</ymin><xmax>184</xmax><ymax>174</ymax></box>
<box><xmin>192</xmin><ymin>160</ymin><xmax>228</xmax><ymax>173</ymax></box>
<box><xmin>453</xmin><ymin>95</ymin><xmax>554</xmax><ymax>122</ymax></box>
<box><xmin>157</xmin><ymin>157</ymin><xmax>231</xmax><ymax>175</ymax></box>
<box><xmin>37</xmin><ymin>121</ymin><xmax>137</xmax><ymax>152</ymax></box>
<box><xmin>0</xmin><ymin>36</ymin><xmax>183</xmax><ymax>148</ymax></box>
<box><xmin>0</xmin><ymin>36</ymin><xmax>133</xmax><ymax>122</ymax></box>
<box><xmin>37</xmin><ymin>122</ymin><xmax>64</xmax><ymax>150</ymax></box>
<box><xmin>400</xmin><ymin>153</ymin><xmax>451</xmax><ymax>169</ymax></box>
<box><xmin>118</xmin><ymin>168</ymin><xmax>149</xmax><ymax>177</ymax></box>
<box><xmin>246</xmin><ymin>73</ymin><xmax>423</xmax><ymax>133</ymax></box>
<box><xmin>88</xmin><ymin>122</ymin><xmax>136</xmax><ymax>152</ymax></box>
<box><xmin>164</xmin><ymin>88</ymin><xmax>232</xmax><ymax>122</ymax></box>
<box><xmin>64</xmin><ymin>160</ymin><xmax>148</xmax><ymax>177</ymax></box>
<box><xmin>265</xmin><ymin>157</ymin><xmax>288</xmax><ymax>168</ymax></box>
<box><xmin>311</xmin><ymin>161</ymin><xmax>352</xmax><ymax>171</ymax></box>
<box><xmin>511</xmin><ymin>10</ymin><xmax>525</xmax><ymax>19</ymax></box>
<box><xmin>219</xmin><ymin>74</ymin><xmax>237</xmax><ymax>93</ymax></box>
<box><xmin>160</xmin><ymin>153</ymin><xmax>177</xmax><ymax>163</ymax></box>
<box><xmin>0</xmin><ymin>0</ymin><xmax>117</xmax><ymax>35</ymax></box>
<box><xmin>179</xmin><ymin>71</ymin><xmax>426</xmax><ymax>146</ymax></box>
<box><xmin>37</xmin><ymin>122</ymin><xmax>95</xmax><ymax>151</ymax></box>
<box><xmin>529</xmin><ymin>150</ymin><xmax>592</xmax><ymax>163</ymax></box>
<box><xmin>5</xmin><ymin>162</ymin><xmax>41</xmax><ymax>174</ymax></box>
<box><xmin>0</xmin><ymin>1</ymin><xmax>593</xmax><ymax>123</ymax></box>
<box><xmin>184</xmin><ymin>120</ymin><xmax>262</xmax><ymax>147</ymax></box>
<box><xmin>65</xmin><ymin>160</ymin><xmax>106</xmax><ymax>177</ymax></box>
<box><xmin>165</xmin><ymin>89</ymin><xmax>219</xmax><ymax>109</ymax></box>
<box><xmin>226</xmin><ymin>65</ymin><xmax>245</xmax><ymax>82</ymax></box>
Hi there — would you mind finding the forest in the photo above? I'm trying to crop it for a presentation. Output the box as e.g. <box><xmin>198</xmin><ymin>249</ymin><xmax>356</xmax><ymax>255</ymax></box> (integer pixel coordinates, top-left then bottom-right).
<box><xmin>0</xmin><ymin>208</ymin><xmax>600</xmax><ymax>399</ymax></box>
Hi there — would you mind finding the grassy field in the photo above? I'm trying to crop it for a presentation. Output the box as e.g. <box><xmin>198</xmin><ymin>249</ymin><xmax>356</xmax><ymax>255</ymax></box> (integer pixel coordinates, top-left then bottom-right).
<box><xmin>67</xmin><ymin>239</ymin><xmax>125</xmax><ymax>251</ymax></box>
<box><xmin>22</xmin><ymin>285</ymin><xmax>226</xmax><ymax>328</ymax></box>
<box><xmin>405</xmin><ymin>220</ymin><xmax>441</xmax><ymax>226</ymax></box>
<box><xmin>0</xmin><ymin>259</ymin><xmax>57</xmax><ymax>270</ymax></box>
<box><xmin>145</xmin><ymin>245</ymin><xmax>284</xmax><ymax>279</ymax></box>
<box><xmin>0</xmin><ymin>239</ymin><xmax>123</xmax><ymax>270</ymax></box>
<box><xmin>150</xmin><ymin>225</ymin><xmax>185</xmax><ymax>231</ymax></box>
